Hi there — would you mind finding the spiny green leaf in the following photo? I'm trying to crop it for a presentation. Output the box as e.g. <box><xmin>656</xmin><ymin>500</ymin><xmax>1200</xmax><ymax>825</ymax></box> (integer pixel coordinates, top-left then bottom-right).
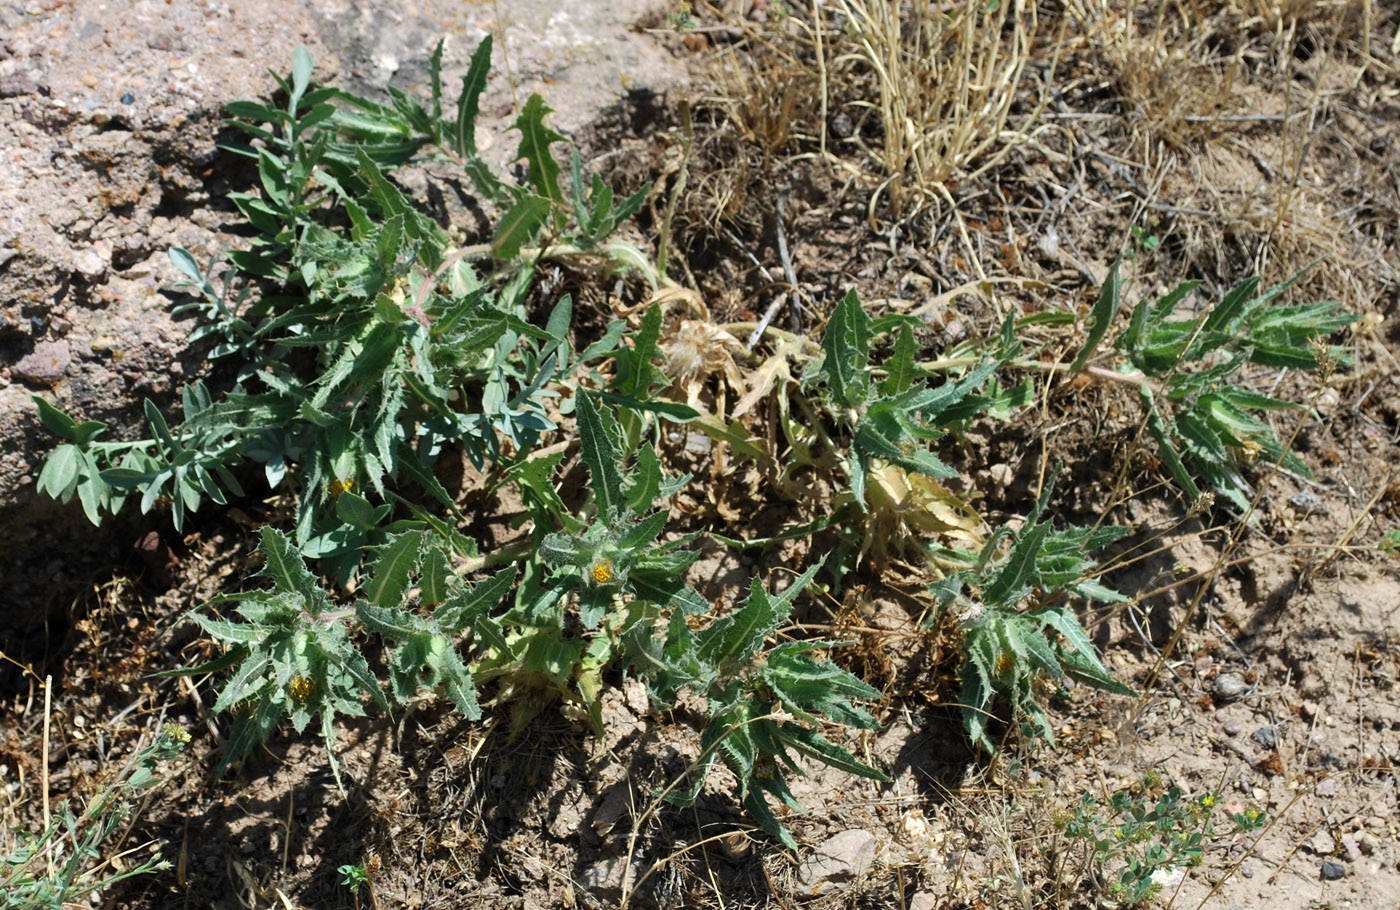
<box><xmin>1039</xmin><ymin>607</ymin><xmax>1135</xmax><ymax>696</ymax></box>
<box><xmin>697</xmin><ymin>560</ymin><xmax>823</xmax><ymax>669</ymax></box>
<box><xmin>1070</xmin><ymin>258</ymin><xmax>1122</xmax><ymax>372</ymax></box>
<box><xmin>420</xmin><ymin>542</ymin><xmax>449</xmax><ymax>607</ymax></box>
<box><xmin>625</xmin><ymin>444</ymin><xmax>664</xmax><ymax>513</ymax></box>
<box><xmin>257</xmin><ymin>527</ymin><xmax>320</xmax><ymax>604</ymax></box>
<box><xmin>453</xmin><ymin>38</ymin><xmax>510</xmax><ymax>205</ymax></box>
<box><xmin>434</xmin><ymin>566</ymin><xmax>517</xmax><ymax>634</ymax></box>
<box><xmin>617</xmin><ymin>509</ymin><xmax>669</xmax><ymax>552</ymax></box>
<box><xmin>777</xmin><ymin>724</ymin><xmax>887</xmax><ymax>781</ymax></box>
<box><xmin>356</xmin><ymin>600</ymin><xmax>422</xmax><ymax>639</ymax></box>
<box><xmin>819</xmin><ymin>289</ymin><xmax>872</xmax><ymax>408</ymax></box>
<box><xmin>983</xmin><ymin>520</ymin><xmax>1051</xmax><ymax>606</ymax></box>
<box><xmin>365</xmin><ymin>531</ymin><xmax>422</xmax><ymax>607</ymax></box>
<box><xmin>576</xmin><ymin>391</ymin><xmax>625</xmax><ymax>518</ymax></box>
<box><xmin>210</xmin><ymin>651</ymin><xmax>273</xmax><ymax>715</ymax></box>
<box><xmin>512</xmin><ymin>94</ymin><xmax>566</xmax><ymax>206</ymax></box>
<box><xmin>613</xmin><ymin>304</ymin><xmax>663</xmax><ymax>398</ymax></box>
<box><xmin>492</xmin><ymin>194</ymin><xmax>552</xmax><ymax>260</ymax></box>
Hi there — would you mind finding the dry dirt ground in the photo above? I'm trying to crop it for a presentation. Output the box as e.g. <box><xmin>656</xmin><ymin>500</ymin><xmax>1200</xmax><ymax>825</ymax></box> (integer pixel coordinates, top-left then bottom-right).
<box><xmin>2</xmin><ymin>2</ymin><xmax>1400</xmax><ymax>909</ymax></box>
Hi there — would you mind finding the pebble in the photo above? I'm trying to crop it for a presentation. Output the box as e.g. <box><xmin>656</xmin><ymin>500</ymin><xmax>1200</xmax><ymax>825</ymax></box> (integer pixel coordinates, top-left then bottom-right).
<box><xmin>73</xmin><ymin>247</ymin><xmax>106</xmax><ymax>277</ymax></box>
<box><xmin>1319</xmin><ymin>860</ymin><xmax>1345</xmax><ymax>881</ymax></box>
<box><xmin>1214</xmin><ymin>674</ymin><xmax>1248</xmax><ymax>700</ymax></box>
<box><xmin>1359</xmin><ymin>833</ymin><xmax>1379</xmax><ymax>855</ymax></box>
<box><xmin>1240</xmin><ymin>862</ymin><xmax>1255</xmax><ymax>879</ymax></box>
<box><xmin>1316</xmin><ymin>778</ymin><xmax>1337</xmax><ymax>797</ymax></box>
<box><xmin>1310</xmin><ymin>831</ymin><xmax>1336</xmax><ymax>856</ymax></box>
<box><xmin>14</xmin><ymin>340</ymin><xmax>71</xmax><ymax>386</ymax></box>
<box><xmin>1251</xmin><ymin>725</ymin><xmax>1279</xmax><ymax>750</ymax></box>
<box><xmin>1222</xmin><ymin>718</ymin><xmax>1243</xmax><ymax>736</ymax></box>
<box><xmin>1289</xmin><ymin>489</ymin><xmax>1328</xmax><ymax>516</ymax></box>
<box><xmin>796</xmin><ymin>829</ymin><xmax>878</xmax><ymax>897</ymax></box>
<box><xmin>1300</xmin><ymin>700</ymin><xmax>1320</xmax><ymax>722</ymax></box>
<box><xmin>1342</xmin><ymin>837</ymin><xmax>1362</xmax><ymax>863</ymax></box>
<box><xmin>579</xmin><ymin>854</ymin><xmax>648</xmax><ymax>899</ymax></box>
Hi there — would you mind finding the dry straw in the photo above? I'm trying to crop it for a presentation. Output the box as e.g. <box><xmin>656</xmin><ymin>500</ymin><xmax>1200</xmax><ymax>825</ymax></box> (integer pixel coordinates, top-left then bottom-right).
<box><xmin>824</xmin><ymin>0</ymin><xmax>1045</xmax><ymax>220</ymax></box>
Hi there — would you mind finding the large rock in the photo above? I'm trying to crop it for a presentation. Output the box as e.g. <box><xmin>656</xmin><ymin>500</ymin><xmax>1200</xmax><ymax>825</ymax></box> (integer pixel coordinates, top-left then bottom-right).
<box><xmin>0</xmin><ymin>0</ymin><xmax>684</xmax><ymax>643</ymax></box>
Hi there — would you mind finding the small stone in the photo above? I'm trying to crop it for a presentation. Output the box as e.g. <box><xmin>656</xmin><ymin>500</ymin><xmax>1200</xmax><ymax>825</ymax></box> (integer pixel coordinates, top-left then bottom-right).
<box><xmin>1251</xmin><ymin>725</ymin><xmax>1279</xmax><ymax>750</ymax></box>
<box><xmin>796</xmin><ymin>830</ymin><xmax>878</xmax><ymax>897</ymax></box>
<box><xmin>1214</xmin><ymin>674</ymin><xmax>1247</xmax><ymax>700</ymax></box>
<box><xmin>1240</xmin><ymin>862</ymin><xmax>1255</xmax><ymax>879</ymax></box>
<box><xmin>1316</xmin><ymin>778</ymin><xmax>1337</xmax><ymax>797</ymax></box>
<box><xmin>988</xmin><ymin>463</ymin><xmax>1014</xmax><ymax>487</ymax></box>
<box><xmin>1319</xmin><ymin>860</ymin><xmax>1345</xmax><ymax>881</ymax></box>
<box><xmin>909</xmin><ymin>894</ymin><xmax>937</xmax><ymax>910</ymax></box>
<box><xmin>14</xmin><ymin>341</ymin><xmax>71</xmax><ymax>386</ymax></box>
<box><xmin>1222</xmin><ymin>718</ymin><xmax>1242</xmax><ymax>736</ymax></box>
<box><xmin>81</xmin><ymin>72</ymin><xmax>98</xmax><ymax>88</ymax></box>
<box><xmin>1310</xmin><ymin>831</ymin><xmax>1336</xmax><ymax>856</ymax></box>
<box><xmin>1342</xmin><ymin>837</ymin><xmax>1361</xmax><ymax>863</ymax></box>
<box><xmin>579</xmin><ymin>854</ymin><xmax>648</xmax><ymax>900</ymax></box>
<box><xmin>1300</xmin><ymin>701</ymin><xmax>1320</xmax><ymax>722</ymax></box>
<box><xmin>73</xmin><ymin>247</ymin><xmax>106</xmax><ymax>277</ymax></box>
<box><xmin>1289</xmin><ymin>489</ymin><xmax>1327</xmax><ymax>516</ymax></box>
<box><xmin>1365</xmin><ymin>815</ymin><xmax>1387</xmax><ymax>830</ymax></box>
<box><xmin>1359</xmin><ymin>833</ymin><xmax>1379</xmax><ymax>855</ymax></box>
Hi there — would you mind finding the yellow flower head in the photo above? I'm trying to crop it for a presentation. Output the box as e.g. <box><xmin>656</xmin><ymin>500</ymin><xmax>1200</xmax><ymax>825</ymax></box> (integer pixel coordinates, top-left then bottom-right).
<box><xmin>288</xmin><ymin>676</ymin><xmax>316</xmax><ymax>702</ymax></box>
<box><xmin>591</xmin><ymin>558</ymin><xmax>614</xmax><ymax>585</ymax></box>
<box><xmin>162</xmin><ymin>723</ymin><xmax>191</xmax><ymax>744</ymax></box>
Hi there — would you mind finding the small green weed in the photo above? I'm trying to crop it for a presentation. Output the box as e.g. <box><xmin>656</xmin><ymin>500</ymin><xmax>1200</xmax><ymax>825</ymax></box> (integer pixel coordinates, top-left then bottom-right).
<box><xmin>1056</xmin><ymin>775</ymin><xmax>1266</xmax><ymax>905</ymax></box>
<box><xmin>338</xmin><ymin>862</ymin><xmax>369</xmax><ymax>890</ymax></box>
<box><xmin>0</xmin><ymin>725</ymin><xmax>187</xmax><ymax>910</ymax></box>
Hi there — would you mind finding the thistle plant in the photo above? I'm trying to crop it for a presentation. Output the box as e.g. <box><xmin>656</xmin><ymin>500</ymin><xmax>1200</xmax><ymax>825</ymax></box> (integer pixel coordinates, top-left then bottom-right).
<box><xmin>41</xmin><ymin>37</ymin><xmax>1355</xmax><ymax>855</ymax></box>
<box><xmin>1073</xmin><ymin>260</ymin><xmax>1355</xmax><ymax>511</ymax></box>
<box><xmin>927</xmin><ymin>477</ymin><xmax>1134</xmax><ymax>750</ymax></box>
<box><xmin>31</xmin><ymin>42</ymin><xmax>650</xmax><ymax>582</ymax></box>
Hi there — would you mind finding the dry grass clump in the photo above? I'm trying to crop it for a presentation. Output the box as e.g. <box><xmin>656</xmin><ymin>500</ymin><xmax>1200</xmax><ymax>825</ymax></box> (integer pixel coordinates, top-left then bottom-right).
<box><xmin>1070</xmin><ymin>0</ymin><xmax>1376</xmax><ymax>150</ymax></box>
<box><xmin>823</xmin><ymin>0</ymin><xmax>1044</xmax><ymax>220</ymax></box>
